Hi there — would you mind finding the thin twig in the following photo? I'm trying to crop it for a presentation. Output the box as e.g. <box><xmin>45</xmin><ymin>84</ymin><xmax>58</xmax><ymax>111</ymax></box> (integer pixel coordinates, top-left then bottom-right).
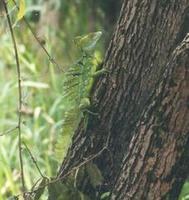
<box><xmin>16</xmin><ymin>146</ymin><xmax>107</xmax><ymax>197</ymax></box>
<box><xmin>23</xmin><ymin>142</ymin><xmax>46</xmax><ymax>178</ymax></box>
<box><xmin>23</xmin><ymin>124</ymin><xmax>112</xmax><ymax>195</ymax></box>
<box><xmin>0</xmin><ymin>126</ymin><xmax>18</xmax><ymax>136</ymax></box>
<box><xmin>2</xmin><ymin>0</ymin><xmax>26</xmax><ymax>195</ymax></box>
<box><xmin>12</xmin><ymin>0</ymin><xmax>63</xmax><ymax>72</ymax></box>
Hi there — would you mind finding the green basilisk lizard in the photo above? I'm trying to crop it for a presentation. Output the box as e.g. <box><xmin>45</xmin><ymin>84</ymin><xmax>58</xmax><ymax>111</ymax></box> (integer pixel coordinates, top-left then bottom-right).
<box><xmin>55</xmin><ymin>31</ymin><xmax>108</xmax><ymax>160</ymax></box>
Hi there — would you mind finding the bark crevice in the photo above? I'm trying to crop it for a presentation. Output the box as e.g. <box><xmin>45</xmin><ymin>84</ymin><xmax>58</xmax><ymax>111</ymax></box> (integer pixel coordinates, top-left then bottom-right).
<box><xmin>111</xmin><ymin>34</ymin><xmax>189</xmax><ymax>200</ymax></box>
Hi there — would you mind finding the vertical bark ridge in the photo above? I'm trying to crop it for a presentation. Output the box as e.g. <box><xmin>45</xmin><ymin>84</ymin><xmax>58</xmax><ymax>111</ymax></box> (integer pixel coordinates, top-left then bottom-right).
<box><xmin>111</xmin><ymin>34</ymin><xmax>189</xmax><ymax>200</ymax></box>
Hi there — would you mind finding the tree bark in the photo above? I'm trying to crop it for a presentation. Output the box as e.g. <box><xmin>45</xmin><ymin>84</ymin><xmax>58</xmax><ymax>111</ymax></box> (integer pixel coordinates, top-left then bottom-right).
<box><xmin>58</xmin><ymin>0</ymin><xmax>189</xmax><ymax>199</ymax></box>
<box><xmin>111</xmin><ymin>33</ymin><xmax>189</xmax><ymax>200</ymax></box>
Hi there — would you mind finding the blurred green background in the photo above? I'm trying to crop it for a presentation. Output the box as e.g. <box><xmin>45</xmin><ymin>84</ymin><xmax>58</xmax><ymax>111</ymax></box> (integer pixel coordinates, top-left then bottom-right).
<box><xmin>0</xmin><ymin>0</ymin><xmax>188</xmax><ymax>199</ymax></box>
<box><xmin>0</xmin><ymin>0</ymin><xmax>121</xmax><ymax>199</ymax></box>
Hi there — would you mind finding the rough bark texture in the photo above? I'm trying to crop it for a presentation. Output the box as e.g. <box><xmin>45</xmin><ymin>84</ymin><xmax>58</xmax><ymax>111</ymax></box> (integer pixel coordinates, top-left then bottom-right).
<box><xmin>58</xmin><ymin>0</ymin><xmax>189</xmax><ymax>198</ymax></box>
<box><xmin>111</xmin><ymin>34</ymin><xmax>189</xmax><ymax>200</ymax></box>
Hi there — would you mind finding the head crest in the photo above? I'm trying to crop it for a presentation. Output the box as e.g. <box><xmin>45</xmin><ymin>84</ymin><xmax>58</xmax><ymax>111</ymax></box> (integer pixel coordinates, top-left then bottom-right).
<box><xmin>74</xmin><ymin>31</ymin><xmax>102</xmax><ymax>51</ymax></box>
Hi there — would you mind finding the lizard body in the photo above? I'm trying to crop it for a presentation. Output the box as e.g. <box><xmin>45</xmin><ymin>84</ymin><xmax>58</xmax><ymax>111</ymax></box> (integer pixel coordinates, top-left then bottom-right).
<box><xmin>55</xmin><ymin>31</ymin><xmax>105</xmax><ymax>160</ymax></box>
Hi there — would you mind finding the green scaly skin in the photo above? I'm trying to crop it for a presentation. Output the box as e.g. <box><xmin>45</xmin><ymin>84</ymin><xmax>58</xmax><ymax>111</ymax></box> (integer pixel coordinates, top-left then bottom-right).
<box><xmin>55</xmin><ymin>31</ymin><xmax>108</xmax><ymax>161</ymax></box>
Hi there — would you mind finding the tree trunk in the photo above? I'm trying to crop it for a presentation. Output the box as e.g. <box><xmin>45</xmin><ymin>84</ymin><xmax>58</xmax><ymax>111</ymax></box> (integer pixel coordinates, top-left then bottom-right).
<box><xmin>58</xmin><ymin>0</ymin><xmax>189</xmax><ymax>199</ymax></box>
<box><xmin>111</xmin><ymin>34</ymin><xmax>189</xmax><ymax>200</ymax></box>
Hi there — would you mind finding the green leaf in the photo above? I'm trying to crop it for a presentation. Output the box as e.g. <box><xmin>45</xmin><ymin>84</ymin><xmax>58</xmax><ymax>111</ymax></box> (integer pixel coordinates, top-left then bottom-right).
<box><xmin>86</xmin><ymin>163</ymin><xmax>104</xmax><ymax>188</ymax></box>
<box><xmin>7</xmin><ymin>196</ymin><xmax>19</xmax><ymax>200</ymax></box>
<box><xmin>101</xmin><ymin>192</ymin><xmax>110</xmax><ymax>199</ymax></box>
<box><xmin>179</xmin><ymin>181</ymin><xmax>189</xmax><ymax>200</ymax></box>
<box><xmin>17</xmin><ymin>0</ymin><xmax>26</xmax><ymax>20</ymax></box>
<box><xmin>21</xmin><ymin>81</ymin><xmax>49</xmax><ymax>89</ymax></box>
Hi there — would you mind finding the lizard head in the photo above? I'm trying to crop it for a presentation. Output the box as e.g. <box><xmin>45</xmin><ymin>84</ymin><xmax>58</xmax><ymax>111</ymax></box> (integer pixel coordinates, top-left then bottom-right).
<box><xmin>74</xmin><ymin>31</ymin><xmax>102</xmax><ymax>52</ymax></box>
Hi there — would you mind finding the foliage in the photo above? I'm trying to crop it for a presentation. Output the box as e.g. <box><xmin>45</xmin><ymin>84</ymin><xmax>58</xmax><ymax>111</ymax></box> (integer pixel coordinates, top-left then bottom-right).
<box><xmin>17</xmin><ymin>0</ymin><xmax>26</xmax><ymax>20</ymax></box>
<box><xmin>179</xmin><ymin>182</ymin><xmax>189</xmax><ymax>200</ymax></box>
<box><xmin>0</xmin><ymin>0</ymin><xmax>107</xmax><ymax>199</ymax></box>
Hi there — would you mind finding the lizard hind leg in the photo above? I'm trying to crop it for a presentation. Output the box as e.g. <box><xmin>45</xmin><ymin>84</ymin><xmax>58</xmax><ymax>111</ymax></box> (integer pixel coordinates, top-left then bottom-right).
<box><xmin>82</xmin><ymin>109</ymin><xmax>98</xmax><ymax>132</ymax></box>
<box><xmin>83</xmin><ymin>109</ymin><xmax>98</xmax><ymax>116</ymax></box>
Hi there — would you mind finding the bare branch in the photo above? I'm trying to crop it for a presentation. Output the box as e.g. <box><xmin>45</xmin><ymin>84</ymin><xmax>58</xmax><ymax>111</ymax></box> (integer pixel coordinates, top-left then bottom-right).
<box><xmin>23</xmin><ymin>142</ymin><xmax>46</xmax><ymax>179</ymax></box>
<box><xmin>12</xmin><ymin>0</ymin><xmax>63</xmax><ymax>72</ymax></box>
<box><xmin>0</xmin><ymin>126</ymin><xmax>18</xmax><ymax>137</ymax></box>
<box><xmin>16</xmin><ymin>146</ymin><xmax>107</xmax><ymax>197</ymax></box>
<box><xmin>2</xmin><ymin>0</ymin><xmax>26</xmax><ymax>196</ymax></box>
